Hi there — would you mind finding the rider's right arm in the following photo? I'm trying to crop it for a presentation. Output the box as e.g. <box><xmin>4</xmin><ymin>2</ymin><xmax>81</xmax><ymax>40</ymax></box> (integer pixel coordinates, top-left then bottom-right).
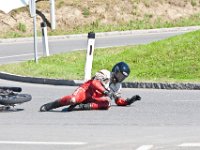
<box><xmin>109</xmin><ymin>82</ymin><xmax>122</xmax><ymax>100</ymax></box>
<box><xmin>91</xmin><ymin>79</ymin><xmax>107</xmax><ymax>94</ymax></box>
<box><xmin>109</xmin><ymin>82</ymin><xmax>121</xmax><ymax>93</ymax></box>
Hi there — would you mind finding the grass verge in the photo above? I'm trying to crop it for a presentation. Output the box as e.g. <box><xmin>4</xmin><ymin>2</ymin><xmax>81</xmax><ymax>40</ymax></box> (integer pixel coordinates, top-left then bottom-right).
<box><xmin>0</xmin><ymin>30</ymin><xmax>200</xmax><ymax>82</ymax></box>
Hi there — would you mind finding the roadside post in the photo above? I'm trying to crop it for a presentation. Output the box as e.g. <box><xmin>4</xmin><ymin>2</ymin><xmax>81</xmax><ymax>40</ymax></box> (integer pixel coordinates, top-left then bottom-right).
<box><xmin>84</xmin><ymin>32</ymin><xmax>95</xmax><ymax>81</ymax></box>
<box><xmin>50</xmin><ymin>0</ymin><xmax>56</xmax><ymax>30</ymax></box>
<box><xmin>41</xmin><ymin>22</ymin><xmax>50</xmax><ymax>56</ymax></box>
<box><xmin>29</xmin><ymin>0</ymin><xmax>38</xmax><ymax>63</ymax></box>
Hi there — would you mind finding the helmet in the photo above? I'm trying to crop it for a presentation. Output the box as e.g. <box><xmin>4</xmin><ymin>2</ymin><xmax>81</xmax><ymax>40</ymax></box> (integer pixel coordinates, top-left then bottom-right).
<box><xmin>111</xmin><ymin>62</ymin><xmax>130</xmax><ymax>82</ymax></box>
<box><xmin>95</xmin><ymin>69</ymin><xmax>111</xmax><ymax>88</ymax></box>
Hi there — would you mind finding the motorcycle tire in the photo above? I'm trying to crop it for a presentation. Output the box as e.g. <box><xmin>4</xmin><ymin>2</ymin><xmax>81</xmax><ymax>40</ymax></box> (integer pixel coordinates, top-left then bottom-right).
<box><xmin>0</xmin><ymin>93</ymin><xmax>32</xmax><ymax>105</ymax></box>
<box><xmin>0</xmin><ymin>86</ymin><xmax>22</xmax><ymax>92</ymax></box>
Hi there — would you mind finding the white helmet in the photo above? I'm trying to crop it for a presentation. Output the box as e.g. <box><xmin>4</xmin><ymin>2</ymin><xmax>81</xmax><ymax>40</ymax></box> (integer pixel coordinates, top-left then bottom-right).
<box><xmin>95</xmin><ymin>69</ymin><xmax>111</xmax><ymax>88</ymax></box>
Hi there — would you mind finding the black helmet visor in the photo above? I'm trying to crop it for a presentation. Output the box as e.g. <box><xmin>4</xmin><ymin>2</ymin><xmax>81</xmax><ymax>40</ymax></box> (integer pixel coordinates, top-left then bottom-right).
<box><xmin>115</xmin><ymin>72</ymin><xmax>127</xmax><ymax>82</ymax></box>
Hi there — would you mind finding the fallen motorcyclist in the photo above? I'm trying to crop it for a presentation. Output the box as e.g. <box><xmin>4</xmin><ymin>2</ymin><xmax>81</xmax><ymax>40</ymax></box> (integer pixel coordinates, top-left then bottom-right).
<box><xmin>76</xmin><ymin>61</ymin><xmax>141</xmax><ymax>109</ymax></box>
<box><xmin>40</xmin><ymin>62</ymin><xmax>141</xmax><ymax>112</ymax></box>
<box><xmin>40</xmin><ymin>69</ymin><xmax>113</xmax><ymax>111</ymax></box>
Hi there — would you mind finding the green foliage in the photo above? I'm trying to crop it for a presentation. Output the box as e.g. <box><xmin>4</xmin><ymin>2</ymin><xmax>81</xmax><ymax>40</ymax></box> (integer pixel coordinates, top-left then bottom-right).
<box><xmin>191</xmin><ymin>0</ymin><xmax>197</xmax><ymax>6</ymax></box>
<box><xmin>17</xmin><ymin>23</ymin><xmax>26</xmax><ymax>32</ymax></box>
<box><xmin>0</xmin><ymin>30</ymin><xmax>200</xmax><ymax>82</ymax></box>
<box><xmin>6</xmin><ymin>32</ymin><xmax>22</xmax><ymax>38</ymax></box>
<box><xmin>82</xmin><ymin>7</ymin><xmax>90</xmax><ymax>17</ymax></box>
<box><xmin>57</xmin><ymin>0</ymin><xmax>65</xmax><ymax>8</ymax></box>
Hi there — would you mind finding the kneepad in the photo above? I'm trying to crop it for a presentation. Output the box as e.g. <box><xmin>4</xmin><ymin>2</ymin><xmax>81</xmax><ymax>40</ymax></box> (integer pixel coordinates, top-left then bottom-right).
<box><xmin>69</xmin><ymin>97</ymin><xmax>77</xmax><ymax>105</ymax></box>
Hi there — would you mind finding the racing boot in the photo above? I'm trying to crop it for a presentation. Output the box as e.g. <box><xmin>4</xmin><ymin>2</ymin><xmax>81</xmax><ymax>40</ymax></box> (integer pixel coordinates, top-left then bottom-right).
<box><xmin>66</xmin><ymin>104</ymin><xmax>77</xmax><ymax>112</ymax></box>
<box><xmin>78</xmin><ymin>103</ymin><xmax>91</xmax><ymax>110</ymax></box>
<box><xmin>126</xmin><ymin>95</ymin><xmax>141</xmax><ymax>105</ymax></box>
<box><xmin>40</xmin><ymin>99</ymin><xmax>63</xmax><ymax>112</ymax></box>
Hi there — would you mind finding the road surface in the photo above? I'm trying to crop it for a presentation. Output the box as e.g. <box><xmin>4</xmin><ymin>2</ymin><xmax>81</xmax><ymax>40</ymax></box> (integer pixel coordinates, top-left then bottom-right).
<box><xmin>0</xmin><ymin>79</ymin><xmax>200</xmax><ymax>150</ymax></box>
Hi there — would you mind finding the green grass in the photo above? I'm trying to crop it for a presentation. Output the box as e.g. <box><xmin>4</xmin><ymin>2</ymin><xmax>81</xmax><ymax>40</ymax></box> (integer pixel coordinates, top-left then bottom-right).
<box><xmin>0</xmin><ymin>30</ymin><xmax>200</xmax><ymax>82</ymax></box>
<box><xmin>17</xmin><ymin>22</ymin><xmax>27</xmax><ymax>32</ymax></box>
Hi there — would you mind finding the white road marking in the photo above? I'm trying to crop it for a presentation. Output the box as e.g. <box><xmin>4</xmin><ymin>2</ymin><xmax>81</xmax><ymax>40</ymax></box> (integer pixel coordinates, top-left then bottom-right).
<box><xmin>0</xmin><ymin>141</ymin><xmax>87</xmax><ymax>145</ymax></box>
<box><xmin>136</xmin><ymin>145</ymin><xmax>153</xmax><ymax>150</ymax></box>
<box><xmin>0</xmin><ymin>53</ymin><xmax>40</xmax><ymax>59</ymax></box>
<box><xmin>173</xmin><ymin>100</ymin><xmax>199</xmax><ymax>102</ymax></box>
<box><xmin>179</xmin><ymin>143</ymin><xmax>200</xmax><ymax>147</ymax></box>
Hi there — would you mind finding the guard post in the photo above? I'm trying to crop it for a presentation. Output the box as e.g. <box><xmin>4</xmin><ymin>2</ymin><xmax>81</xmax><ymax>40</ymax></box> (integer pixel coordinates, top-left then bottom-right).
<box><xmin>41</xmin><ymin>22</ymin><xmax>50</xmax><ymax>56</ymax></box>
<box><xmin>84</xmin><ymin>32</ymin><xmax>95</xmax><ymax>81</ymax></box>
<box><xmin>29</xmin><ymin>0</ymin><xmax>38</xmax><ymax>63</ymax></box>
<box><xmin>50</xmin><ymin>0</ymin><xmax>56</xmax><ymax>30</ymax></box>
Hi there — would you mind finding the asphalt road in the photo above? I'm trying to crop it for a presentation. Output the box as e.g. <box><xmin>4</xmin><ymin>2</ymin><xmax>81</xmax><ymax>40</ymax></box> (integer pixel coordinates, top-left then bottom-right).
<box><xmin>0</xmin><ymin>26</ymin><xmax>199</xmax><ymax>64</ymax></box>
<box><xmin>0</xmin><ymin>79</ymin><xmax>200</xmax><ymax>150</ymax></box>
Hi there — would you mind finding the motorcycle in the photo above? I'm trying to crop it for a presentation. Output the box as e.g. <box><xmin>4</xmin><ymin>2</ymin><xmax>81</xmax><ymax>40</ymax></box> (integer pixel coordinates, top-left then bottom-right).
<box><xmin>0</xmin><ymin>86</ymin><xmax>32</xmax><ymax>111</ymax></box>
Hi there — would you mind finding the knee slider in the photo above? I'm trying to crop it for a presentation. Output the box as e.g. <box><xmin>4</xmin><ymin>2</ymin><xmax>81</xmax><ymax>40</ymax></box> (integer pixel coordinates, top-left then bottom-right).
<box><xmin>69</xmin><ymin>97</ymin><xmax>76</xmax><ymax>105</ymax></box>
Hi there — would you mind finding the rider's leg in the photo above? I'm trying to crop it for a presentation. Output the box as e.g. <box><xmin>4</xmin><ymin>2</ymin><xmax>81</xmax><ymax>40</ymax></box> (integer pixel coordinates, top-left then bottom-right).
<box><xmin>79</xmin><ymin>101</ymin><xmax>110</xmax><ymax>110</ymax></box>
<box><xmin>40</xmin><ymin>99</ymin><xmax>63</xmax><ymax>111</ymax></box>
<box><xmin>79</xmin><ymin>97</ymin><xmax>111</xmax><ymax>110</ymax></box>
<box><xmin>91</xmin><ymin>100</ymin><xmax>111</xmax><ymax>110</ymax></box>
<box><xmin>59</xmin><ymin>87</ymin><xmax>87</xmax><ymax>105</ymax></box>
<box><xmin>40</xmin><ymin>87</ymin><xmax>87</xmax><ymax>112</ymax></box>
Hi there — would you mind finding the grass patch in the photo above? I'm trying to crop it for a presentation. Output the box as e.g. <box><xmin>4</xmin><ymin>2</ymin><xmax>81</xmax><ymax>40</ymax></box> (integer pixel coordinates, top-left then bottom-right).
<box><xmin>0</xmin><ymin>30</ymin><xmax>200</xmax><ymax>82</ymax></box>
<box><xmin>17</xmin><ymin>22</ymin><xmax>27</xmax><ymax>32</ymax></box>
<box><xmin>82</xmin><ymin>7</ymin><xmax>90</xmax><ymax>17</ymax></box>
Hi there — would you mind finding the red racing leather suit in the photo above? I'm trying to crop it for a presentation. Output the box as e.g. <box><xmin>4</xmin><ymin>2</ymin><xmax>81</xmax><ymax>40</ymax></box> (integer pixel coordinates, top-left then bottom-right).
<box><xmin>59</xmin><ymin>79</ymin><xmax>110</xmax><ymax>110</ymax></box>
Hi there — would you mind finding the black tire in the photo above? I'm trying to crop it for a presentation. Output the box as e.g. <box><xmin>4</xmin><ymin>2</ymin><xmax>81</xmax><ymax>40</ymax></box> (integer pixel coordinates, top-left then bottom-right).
<box><xmin>0</xmin><ymin>86</ymin><xmax>22</xmax><ymax>92</ymax></box>
<box><xmin>0</xmin><ymin>94</ymin><xmax>32</xmax><ymax>105</ymax></box>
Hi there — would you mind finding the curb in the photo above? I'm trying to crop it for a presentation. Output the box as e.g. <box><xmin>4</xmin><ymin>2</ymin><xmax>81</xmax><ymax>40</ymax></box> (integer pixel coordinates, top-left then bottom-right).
<box><xmin>1</xmin><ymin>72</ymin><xmax>200</xmax><ymax>90</ymax></box>
<box><xmin>0</xmin><ymin>26</ymin><xmax>200</xmax><ymax>43</ymax></box>
<box><xmin>0</xmin><ymin>72</ymin><xmax>83</xmax><ymax>86</ymax></box>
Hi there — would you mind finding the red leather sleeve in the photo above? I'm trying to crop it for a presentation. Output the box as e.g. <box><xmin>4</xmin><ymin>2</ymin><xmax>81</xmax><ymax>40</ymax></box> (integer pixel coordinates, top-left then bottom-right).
<box><xmin>90</xmin><ymin>79</ymin><xmax>105</xmax><ymax>94</ymax></box>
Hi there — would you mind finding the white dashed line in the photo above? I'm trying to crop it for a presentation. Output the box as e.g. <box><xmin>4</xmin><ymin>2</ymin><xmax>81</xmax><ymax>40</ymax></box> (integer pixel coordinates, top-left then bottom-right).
<box><xmin>0</xmin><ymin>141</ymin><xmax>87</xmax><ymax>145</ymax></box>
<box><xmin>179</xmin><ymin>143</ymin><xmax>200</xmax><ymax>147</ymax></box>
<box><xmin>0</xmin><ymin>53</ymin><xmax>41</xmax><ymax>59</ymax></box>
<box><xmin>136</xmin><ymin>145</ymin><xmax>154</xmax><ymax>150</ymax></box>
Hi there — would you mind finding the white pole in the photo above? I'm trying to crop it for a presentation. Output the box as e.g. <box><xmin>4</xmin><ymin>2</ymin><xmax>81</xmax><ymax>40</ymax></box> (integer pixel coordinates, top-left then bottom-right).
<box><xmin>41</xmin><ymin>22</ymin><xmax>50</xmax><ymax>56</ymax></box>
<box><xmin>84</xmin><ymin>32</ymin><xmax>95</xmax><ymax>81</ymax></box>
<box><xmin>29</xmin><ymin>0</ymin><xmax>38</xmax><ymax>63</ymax></box>
<box><xmin>32</xmin><ymin>0</ymin><xmax>38</xmax><ymax>63</ymax></box>
<box><xmin>50</xmin><ymin>0</ymin><xmax>56</xmax><ymax>30</ymax></box>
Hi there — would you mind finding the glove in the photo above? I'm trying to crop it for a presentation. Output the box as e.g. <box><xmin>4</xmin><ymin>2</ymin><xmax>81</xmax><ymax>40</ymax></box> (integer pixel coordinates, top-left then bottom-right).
<box><xmin>103</xmin><ymin>90</ymin><xmax>113</xmax><ymax>97</ymax></box>
<box><xmin>126</xmin><ymin>95</ymin><xmax>141</xmax><ymax>105</ymax></box>
<box><xmin>112</xmin><ymin>92</ymin><xmax>120</xmax><ymax>99</ymax></box>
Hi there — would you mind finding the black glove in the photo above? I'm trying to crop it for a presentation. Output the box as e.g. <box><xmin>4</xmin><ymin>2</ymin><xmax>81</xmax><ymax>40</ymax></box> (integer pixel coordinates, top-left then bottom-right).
<box><xmin>103</xmin><ymin>90</ymin><xmax>113</xmax><ymax>97</ymax></box>
<box><xmin>126</xmin><ymin>95</ymin><xmax>141</xmax><ymax>105</ymax></box>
